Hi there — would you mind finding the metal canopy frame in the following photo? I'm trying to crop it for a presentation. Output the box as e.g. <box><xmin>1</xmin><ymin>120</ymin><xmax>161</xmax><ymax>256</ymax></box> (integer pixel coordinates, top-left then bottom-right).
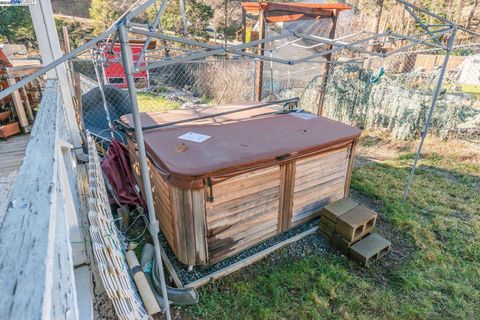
<box><xmin>1</xmin><ymin>2</ymin><xmax>479</xmax><ymax>319</ymax></box>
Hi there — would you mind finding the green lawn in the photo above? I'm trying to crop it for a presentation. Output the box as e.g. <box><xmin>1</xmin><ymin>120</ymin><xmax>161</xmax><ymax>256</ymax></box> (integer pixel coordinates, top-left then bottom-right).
<box><xmin>180</xmin><ymin>135</ymin><xmax>480</xmax><ymax>319</ymax></box>
<box><xmin>137</xmin><ymin>92</ymin><xmax>181</xmax><ymax>112</ymax></box>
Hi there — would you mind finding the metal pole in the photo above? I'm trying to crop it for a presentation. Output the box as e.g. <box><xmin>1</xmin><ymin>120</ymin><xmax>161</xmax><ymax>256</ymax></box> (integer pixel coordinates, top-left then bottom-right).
<box><xmin>269</xmin><ymin>50</ymin><xmax>274</xmax><ymax>94</ymax></box>
<box><xmin>135</xmin><ymin>0</ymin><xmax>169</xmax><ymax>69</ymax></box>
<box><xmin>0</xmin><ymin>26</ymin><xmax>117</xmax><ymax>101</ymax></box>
<box><xmin>130</xmin><ymin>27</ymin><xmax>289</xmax><ymax>71</ymax></box>
<box><xmin>292</xmin><ymin>32</ymin><xmax>386</xmax><ymax>64</ymax></box>
<box><xmin>404</xmin><ymin>5</ymin><xmax>442</xmax><ymax>46</ymax></box>
<box><xmin>403</xmin><ymin>28</ymin><xmax>457</xmax><ymax>198</ymax></box>
<box><xmin>395</xmin><ymin>0</ymin><xmax>452</xmax><ymax>25</ymax></box>
<box><xmin>118</xmin><ymin>23</ymin><xmax>172</xmax><ymax>320</ymax></box>
<box><xmin>252</xmin><ymin>59</ymin><xmax>257</xmax><ymax>101</ymax></box>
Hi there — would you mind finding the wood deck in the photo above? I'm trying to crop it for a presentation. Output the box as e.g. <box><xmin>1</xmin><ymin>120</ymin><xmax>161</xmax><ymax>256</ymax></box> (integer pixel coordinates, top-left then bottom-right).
<box><xmin>0</xmin><ymin>134</ymin><xmax>29</xmax><ymax>222</ymax></box>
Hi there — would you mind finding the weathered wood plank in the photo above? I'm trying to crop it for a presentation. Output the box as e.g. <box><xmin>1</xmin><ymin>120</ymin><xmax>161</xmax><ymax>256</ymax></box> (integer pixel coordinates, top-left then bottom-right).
<box><xmin>208</xmin><ymin>215</ymin><xmax>278</xmax><ymax>250</ymax></box>
<box><xmin>208</xmin><ymin>206</ymin><xmax>279</xmax><ymax>239</ymax></box>
<box><xmin>192</xmin><ymin>189</ymin><xmax>208</xmax><ymax>264</ymax></box>
<box><xmin>189</xmin><ymin>226</ymin><xmax>318</xmax><ymax>283</ymax></box>
<box><xmin>0</xmin><ymin>81</ymin><xmax>79</xmax><ymax>319</ymax></box>
<box><xmin>295</xmin><ymin>155</ymin><xmax>348</xmax><ymax>179</ymax></box>
<box><xmin>294</xmin><ymin>148</ymin><xmax>348</xmax><ymax>169</ymax></box>
<box><xmin>209</xmin><ymin>223</ymin><xmax>279</xmax><ymax>262</ymax></box>
<box><xmin>170</xmin><ymin>186</ymin><xmax>187</xmax><ymax>263</ymax></box>
<box><xmin>288</xmin><ymin>147</ymin><xmax>350</xmax><ymax>228</ymax></box>
<box><xmin>207</xmin><ymin>173</ymin><xmax>280</xmax><ymax>205</ymax></box>
<box><xmin>294</xmin><ymin>169</ymin><xmax>346</xmax><ymax>193</ymax></box>
<box><xmin>207</xmin><ymin>193</ymin><xmax>279</xmax><ymax>229</ymax></box>
<box><xmin>344</xmin><ymin>140</ymin><xmax>358</xmax><ymax>197</ymax></box>
<box><xmin>214</xmin><ymin>165</ymin><xmax>279</xmax><ymax>186</ymax></box>
<box><xmin>293</xmin><ymin>176</ymin><xmax>346</xmax><ymax>203</ymax></box>
<box><xmin>182</xmin><ymin>190</ymin><xmax>197</xmax><ymax>265</ymax></box>
<box><xmin>207</xmin><ymin>186</ymin><xmax>279</xmax><ymax>219</ymax></box>
<box><xmin>128</xmin><ymin>139</ymin><xmax>177</xmax><ymax>250</ymax></box>
<box><xmin>278</xmin><ymin>161</ymin><xmax>295</xmax><ymax>232</ymax></box>
<box><xmin>205</xmin><ymin>164</ymin><xmax>283</xmax><ymax>261</ymax></box>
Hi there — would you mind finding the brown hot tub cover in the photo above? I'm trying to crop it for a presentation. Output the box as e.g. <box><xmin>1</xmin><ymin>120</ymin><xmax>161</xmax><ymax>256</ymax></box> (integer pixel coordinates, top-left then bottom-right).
<box><xmin>122</xmin><ymin>103</ymin><xmax>361</xmax><ymax>189</ymax></box>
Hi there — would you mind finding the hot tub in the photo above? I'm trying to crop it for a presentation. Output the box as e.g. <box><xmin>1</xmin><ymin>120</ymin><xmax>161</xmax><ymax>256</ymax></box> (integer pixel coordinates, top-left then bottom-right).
<box><xmin>122</xmin><ymin>103</ymin><xmax>361</xmax><ymax>266</ymax></box>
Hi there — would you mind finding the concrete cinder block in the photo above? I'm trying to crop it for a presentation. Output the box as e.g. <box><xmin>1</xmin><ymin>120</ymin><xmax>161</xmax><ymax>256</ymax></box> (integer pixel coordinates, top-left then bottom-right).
<box><xmin>349</xmin><ymin>233</ymin><xmax>391</xmax><ymax>267</ymax></box>
<box><xmin>317</xmin><ymin>228</ymin><xmax>332</xmax><ymax>240</ymax></box>
<box><xmin>320</xmin><ymin>198</ymin><xmax>359</xmax><ymax>223</ymax></box>
<box><xmin>335</xmin><ymin>205</ymin><xmax>377</xmax><ymax>243</ymax></box>
<box><xmin>332</xmin><ymin>233</ymin><xmax>352</xmax><ymax>255</ymax></box>
<box><xmin>332</xmin><ymin>232</ymin><xmax>370</xmax><ymax>256</ymax></box>
<box><xmin>319</xmin><ymin>215</ymin><xmax>336</xmax><ymax>238</ymax></box>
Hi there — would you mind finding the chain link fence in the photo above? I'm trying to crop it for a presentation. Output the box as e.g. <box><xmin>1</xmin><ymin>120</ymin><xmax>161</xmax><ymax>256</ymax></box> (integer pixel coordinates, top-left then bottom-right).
<box><xmin>69</xmin><ymin>39</ymin><xmax>480</xmax><ymax>144</ymax></box>
<box><xmin>321</xmin><ymin>45</ymin><xmax>480</xmax><ymax>140</ymax></box>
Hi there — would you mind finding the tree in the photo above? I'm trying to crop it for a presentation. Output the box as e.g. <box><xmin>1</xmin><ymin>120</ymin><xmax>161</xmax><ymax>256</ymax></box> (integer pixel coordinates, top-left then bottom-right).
<box><xmin>206</xmin><ymin>0</ymin><xmax>240</xmax><ymax>42</ymax></box>
<box><xmin>187</xmin><ymin>1</ymin><xmax>214</xmax><ymax>39</ymax></box>
<box><xmin>0</xmin><ymin>7</ymin><xmax>35</xmax><ymax>44</ymax></box>
<box><xmin>372</xmin><ymin>0</ymin><xmax>384</xmax><ymax>34</ymax></box>
<box><xmin>180</xmin><ymin>0</ymin><xmax>189</xmax><ymax>36</ymax></box>
<box><xmin>89</xmin><ymin>0</ymin><xmax>118</xmax><ymax>35</ymax></box>
<box><xmin>466</xmin><ymin>0</ymin><xmax>479</xmax><ymax>28</ymax></box>
<box><xmin>367</xmin><ymin>0</ymin><xmax>384</xmax><ymax>52</ymax></box>
<box><xmin>160</xmin><ymin>0</ymin><xmax>213</xmax><ymax>39</ymax></box>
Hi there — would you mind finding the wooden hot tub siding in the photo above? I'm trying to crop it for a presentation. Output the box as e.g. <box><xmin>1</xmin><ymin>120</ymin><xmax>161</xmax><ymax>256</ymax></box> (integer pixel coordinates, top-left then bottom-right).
<box><xmin>128</xmin><ymin>139</ymin><xmax>357</xmax><ymax>266</ymax></box>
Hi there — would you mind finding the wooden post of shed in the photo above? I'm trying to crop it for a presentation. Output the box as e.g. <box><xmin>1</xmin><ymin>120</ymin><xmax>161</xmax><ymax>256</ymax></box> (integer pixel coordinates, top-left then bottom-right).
<box><xmin>317</xmin><ymin>10</ymin><xmax>338</xmax><ymax>116</ymax></box>
<box><xmin>254</xmin><ymin>5</ymin><xmax>266</xmax><ymax>102</ymax></box>
<box><xmin>241</xmin><ymin>7</ymin><xmax>247</xmax><ymax>44</ymax></box>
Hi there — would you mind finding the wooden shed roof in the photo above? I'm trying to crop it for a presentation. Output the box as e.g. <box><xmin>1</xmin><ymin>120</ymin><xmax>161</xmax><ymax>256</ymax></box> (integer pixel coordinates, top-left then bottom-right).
<box><xmin>241</xmin><ymin>2</ymin><xmax>352</xmax><ymax>23</ymax></box>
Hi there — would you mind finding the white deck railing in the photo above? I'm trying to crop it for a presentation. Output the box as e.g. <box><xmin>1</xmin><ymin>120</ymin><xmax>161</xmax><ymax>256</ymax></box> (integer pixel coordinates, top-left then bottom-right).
<box><xmin>0</xmin><ymin>80</ymin><xmax>90</xmax><ymax>319</ymax></box>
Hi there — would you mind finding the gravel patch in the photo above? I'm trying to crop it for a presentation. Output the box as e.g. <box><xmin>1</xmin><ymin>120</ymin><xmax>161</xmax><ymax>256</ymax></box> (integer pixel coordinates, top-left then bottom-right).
<box><xmin>93</xmin><ymin>292</ymin><xmax>117</xmax><ymax>320</ymax></box>
<box><xmin>159</xmin><ymin>218</ymin><xmax>323</xmax><ymax>285</ymax></box>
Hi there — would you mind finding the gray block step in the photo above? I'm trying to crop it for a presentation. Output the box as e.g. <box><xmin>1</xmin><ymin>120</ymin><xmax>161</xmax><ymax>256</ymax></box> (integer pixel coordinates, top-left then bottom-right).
<box><xmin>335</xmin><ymin>205</ymin><xmax>377</xmax><ymax>243</ymax></box>
<box><xmin>318</xmin><ymin>215</ymin><xmax>336</xmax><ymax>239</ymax></box>
<box><xmin>349</xmin><ymin>233</ymin><xmax>391</xmax><ymax>267</ymax></box>
<box><xmin>331</xmin><ymin>232</ymin><xmax>370</xmax><ymax>255</ymax></box>
<box><xmin>320</xmin><ymin>198</ymin><xmax>359</xmax><ymax>223</ymax></box>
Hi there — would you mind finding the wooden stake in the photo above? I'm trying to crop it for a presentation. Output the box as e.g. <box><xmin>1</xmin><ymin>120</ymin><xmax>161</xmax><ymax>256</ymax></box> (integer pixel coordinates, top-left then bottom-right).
<box><xmin>62</xmin><ymin>26</ymin><xmax>72</xmax><ymax>53</ymax></box>
<box><xmin>344</xmin><ymin>140</ymin><xmax>358</xmax><ymax>197</ymax></box>
<box><xmin>20</xmin><ymin>86</ymin><xmax>34</xmax><ymax>122</ymax></box>
<box><xmin>7</xmin><ymin>78</ymin><xmax>30</xmax><ymax>133</ymax></box>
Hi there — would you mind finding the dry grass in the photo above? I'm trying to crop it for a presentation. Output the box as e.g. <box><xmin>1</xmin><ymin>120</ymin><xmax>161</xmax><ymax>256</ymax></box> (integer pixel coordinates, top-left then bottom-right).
<box><xmin>193</xmin><ymin>60</ymin><xmax>254</xmax><ymax>104</ymax></box>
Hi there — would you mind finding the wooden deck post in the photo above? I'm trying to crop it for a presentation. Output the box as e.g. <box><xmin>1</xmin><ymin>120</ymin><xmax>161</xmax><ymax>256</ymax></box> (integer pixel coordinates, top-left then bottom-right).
<box><xmin>29</xmin><ymin>0</ymin><xmax>85</xmax><ymax>159</ymax></box>
<box><xmin>317</xmin><ymin>10</ymin><xmax>338</xmax><ymax>116</ymax></box>
<box><xmin>254</xmin><ymin>5</ymin><xmax>266</xmax><ymax>102</ymax></box>
<box><xmin>241</xmin><ymin>7</ymin><xmax>247</xmax><ymax>44</ymax></box>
